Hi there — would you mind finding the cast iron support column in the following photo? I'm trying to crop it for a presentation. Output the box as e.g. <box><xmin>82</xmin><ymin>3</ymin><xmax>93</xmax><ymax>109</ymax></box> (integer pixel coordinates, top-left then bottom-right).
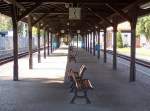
<box><xmin>53</xmin><ymin>34</ymin><xmax>55</xmax><ymax>51</ymax></box>
<box><xmin>11</xmin><ymin>4</ymin><xmax>18</xmax><ymax>81</ymax></box>
<box><xmin>85</xmin><ymin>34</ymin><xmax>86</xmax><ymax>49</ymax></box>
<box><xmin>47</xmin><ymin>31</ymin><xmax>50</xmax><ymax>56</ymax></box>
<box><xmin>28</xmin><ymin>15</ymin><xmax>33</xmax><ymax>69</ymax></box>
<box><xmin>129</xmin><ymin>7</ymin><xmax>138</xmax><ymax>82</ymax></box>
<box><xmin>90</xmin><ymin>32</ymin><xmax>92</xmax><ymax>54</ymax></box>
<box><xmin>88</xmin><ymin>33</ymin><xmax>90</xmax><ymax>52</ymax></box>
<box><xmin>104</xmin><ymin>28</ymin><xmax>107</xmax><ymax>63</ymax></box>
<box><xmin>86</xmin><ymin>33</ymin><xmax>88</xmax><ymax>51</ymax></box>
<box><xmin>77</xmin><ymin>33</ymin><xmax>79</xmax><ymax>50</ymax></box>
<box><xmin>93</xmin><ymin>31</ymin><xmax>96</xmax><ymax>56</ymax></box>
<box><xmin>113</xmin><ymin>24</ymin><xmax>117</xmax><ymax>70</ymax></box>
<box><xmin>87</xmin><ymin>33</ymin><xmax>89</xmax><ymax>51</ymax></box>
<box><xmin>98</xmin><ymin>29</ymin><xmax>100</xmax><ymax>59</ymax></box>
<box><xmin>82</xmin><ymin>34</ymin><xmax>85</xmax><ymax>49</ymax></box>
<box><xmin>50</xmin><ymin>32</ymin><xmax>53</xmax><ymax>53</ymax></box>
<box><xmin>37</xmin><ymin>23</ymin><xmax>41</xmax><ymax>63</ymax></box>
<box><xmin>43</xmin><ymin>29</ymin><xmax>46</xmax><ymax>59</ymax></box>
<box><xmin>89</xmin><ymin>33</ymin><xmax>91</xmax><ymax>53</ymax></box>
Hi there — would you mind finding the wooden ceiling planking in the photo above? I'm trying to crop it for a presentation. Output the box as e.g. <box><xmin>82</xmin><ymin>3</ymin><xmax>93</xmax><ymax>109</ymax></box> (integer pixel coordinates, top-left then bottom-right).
<box><xmin>0</xmin><ymin>0</ymin><xmax>149</xmax><ymax>32</ymax></box>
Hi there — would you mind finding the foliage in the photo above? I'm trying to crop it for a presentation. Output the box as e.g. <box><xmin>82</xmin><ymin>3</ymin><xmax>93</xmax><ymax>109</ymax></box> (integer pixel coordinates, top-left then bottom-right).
<box><xmin>32</xmin><ymin>27</ymin><xmax>37</xmax><ymax>37</ymax></box>
<box><xmin>117</xmin><ymin>31</ymin><xmax>123</xmax><ymax>48</ymax></box>
<box><xmin>136</xmin><ymin>15</ymin><xmax>150</xmax><ymax>42</ymax></box>
<box><xmin>0</xmin><ymin>14</ymin><xmax>12</xmax><ymax>31</ymax></box>
<box><xmin>18</xmin><ymin>21</ymin><xmax>28</xmax><ymax>37</ymax></box>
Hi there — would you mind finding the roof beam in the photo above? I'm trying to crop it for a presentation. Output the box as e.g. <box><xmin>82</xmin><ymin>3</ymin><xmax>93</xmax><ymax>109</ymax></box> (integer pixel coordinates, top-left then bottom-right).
<box><xmin>138</xmin><ymin>8</ymin><xmax>150</xmax><ymax>17</ymax></box>
<box><xmin>40</xmin><ymin>15</ymin><xmax>58</xmax><ymax>29</ymax></box>
<box><xmin>17</xmin><ymin>2</ymin><xmax>42</xmax><ymax>21</ymax></box>
<box><xmin>124</xmin><ymin>0</ymin><xmax>150</xmax><ymax>11</ymax></box>
<box><xmin>105</xmin><ymin>4</ymin><xmax>131</xmax><ymax>22</ymax></box>
<box><xmin>16</xmin><ymin>0</ymin><xmax>68</xmax><ymax>2</ymax></box>
<box><xmin>49</xmin><ymin>4</ymin><xmax>66</xmax><ymax>12</ymax></box>
<box><xmin>87</xmin><ymin>8</ymin><xmax>114</xmax><ymax>26</ymax></box>
<box><xmin>32</xmin><ymin>14</ymin><xmax>48</xmax><ymax>26</ymax></box>
<box><xmin>32</xmin><ymin>12</ymin><xmax>68</xmax><ymax>14</ymax></box>
<box><xmin>3</xmin><ymin>0</ymin><xmax>25</xmax><ymax>10</ymax></box>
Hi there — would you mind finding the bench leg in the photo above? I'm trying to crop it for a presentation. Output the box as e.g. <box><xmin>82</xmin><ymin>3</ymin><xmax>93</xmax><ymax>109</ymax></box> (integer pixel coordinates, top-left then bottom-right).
<box><xmin>84</xmin><ymin>91</ymin><xmax>91</xmax><ymax>104</ymax></box>
<box><xmin>70</xmin><ymin>83</ymin><xmax>74</xmax><ymax>93</ymax></box>
<box><xmin>70</xmin><ymin>90</ymin><xmax>77</xmax><ymax>104</ymax></box>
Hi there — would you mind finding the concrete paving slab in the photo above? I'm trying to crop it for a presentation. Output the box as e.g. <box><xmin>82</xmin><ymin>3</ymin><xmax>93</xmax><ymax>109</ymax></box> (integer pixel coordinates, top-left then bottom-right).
<box><xmin>0</xmin><ymin>46</ymin><xmax>150</xmax><ymax>111</ymax></box>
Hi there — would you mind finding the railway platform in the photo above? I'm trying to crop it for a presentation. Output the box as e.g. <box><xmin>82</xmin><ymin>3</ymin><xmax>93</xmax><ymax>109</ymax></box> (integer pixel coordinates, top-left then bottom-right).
<box><xmin>0</xmin><ymin>46</ymin><xmax>150</xmax><ymax>111</ymax></box>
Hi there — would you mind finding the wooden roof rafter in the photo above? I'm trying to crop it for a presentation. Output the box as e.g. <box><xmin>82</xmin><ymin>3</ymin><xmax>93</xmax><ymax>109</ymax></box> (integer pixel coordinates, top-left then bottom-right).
<box><xmin>3</xmin><ymin>0</ymin><xmax>25</xmax><ymax>10</ymax></box>
<box><xmin>105</xmin><ymin>3</ymin><xmax>131</xmax><ymax>22</ymax></box>
<box><xmin>0</xmin><ymin>0</ymin><xmax>150</xmax><ymax>32</ymax></box>
<box><xmin>32</xmin><ymin>13</ymin><xmax>48</xmax><ymax>26</ymax></box>
<box><xmin>17</xmin><ymin>2</ymin><xmax>42</xmax><ymax>21</ymax></box>
<box><xmin>87</xmin><ymin>8</ymin><xmax>114</xmax><ymax>26</ymax></box>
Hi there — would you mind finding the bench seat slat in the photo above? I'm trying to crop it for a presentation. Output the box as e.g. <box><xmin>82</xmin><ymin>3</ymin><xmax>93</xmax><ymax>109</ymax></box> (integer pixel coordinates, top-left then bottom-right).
<box><xmin>76</xmin><ymin>79</ymin><xmax>93</xmax><ymax>90</ymax></box>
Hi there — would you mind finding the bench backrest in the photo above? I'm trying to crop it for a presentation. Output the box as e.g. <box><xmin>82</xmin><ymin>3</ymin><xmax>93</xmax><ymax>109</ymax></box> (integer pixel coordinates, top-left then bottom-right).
<box><xmin>79</xmin><ymin>64</ymin><xmax>87</xmax><ymax>78</ymax></box>
<box><xmin>72</xmin><ymin>74</ymin><xmax>93</xmax><ymax>90</ymax></box>
<box><xmin>71</xmin><ymin>72</ymin><xmax>81</xmax><ymax>89</ymax></box>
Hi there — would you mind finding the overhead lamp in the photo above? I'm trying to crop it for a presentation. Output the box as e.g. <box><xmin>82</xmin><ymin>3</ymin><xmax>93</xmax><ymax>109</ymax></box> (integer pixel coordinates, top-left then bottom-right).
<box><xmin>61</xmin><ymin>30</ymin><xmax>65</xmax><ymax>33</ymax></box>
<box><xmin>65</xmin><ymin>3</ymin><xmax>69</xmax><ymax>8</ymax></box>
<box><xmin>95</xmin><ymin>26</ymin><xmax>98</xmax><ymax>29</ymax></box>
<box><xmin>67</xmin><ymin>22</ymin><xmax>70</xmax><ymax>26</ymax></box>
<box><xmin>77</xmin><ymin>30</ymin><xmax>80</xmax><ymax>34</ymax></box>
<box><xmin>33</xmin><ymin>17</ymin><xmax>37</xmax><ymax>20</ymax></box>
<box><xmin>140</xmin><ymin>2</ymin><xmax>150</xmax><ymax>9</ymax></box>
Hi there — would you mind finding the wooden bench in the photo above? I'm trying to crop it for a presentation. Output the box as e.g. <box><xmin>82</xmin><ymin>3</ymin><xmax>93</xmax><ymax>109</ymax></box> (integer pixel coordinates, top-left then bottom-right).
<box><xmin>69</xmin><ymin>46</ymin><xmax>73</xmax><ymax>52</ymax></box>
<box><xmin>72</xmin><ymin>64</ymin><xmax>87</xmax><ymax>79</ymax></box>
<box><xmin>68</xmin><ymin>64</ymin><xmax>87</xmax><ymax>92</ymax></box>
<box><xmin>68</xmin><ymin>51</ymin><xmax>77</xmax><ymax>63</ymax></box>
<box><xmin>69</xmin><ymin>54</ymin><xmax>76</xmax><ymax>63</ymax></box>
<box><xmin>70</xmin><ymin>74</ymin><xmax>93</xmax><ymax>104</ymax></box>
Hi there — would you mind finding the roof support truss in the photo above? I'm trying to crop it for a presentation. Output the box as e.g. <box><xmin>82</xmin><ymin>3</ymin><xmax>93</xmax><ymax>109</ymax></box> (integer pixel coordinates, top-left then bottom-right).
<box><xmin>32</xmin><ymin>14</ymin><xmax>48</xmax><ymax>26</ymax></box>
<box><xmin>3</xmin><ymin>0</ymin><xmax>25</xmax><ymax>10</ymax></box>
<box><xmin>17</xmin><ymin>2</ymin><xmax>42</xmax><ymax>21</ymax></box>
<box><xmin>105</xmin><ymin>4</ymin><xmax>131</xmax><ymax>22</ymax></box>
<box><xmin>87</xmin><ymin>8</ymin><xmax>114</xmax><ymax>26</ymax></box>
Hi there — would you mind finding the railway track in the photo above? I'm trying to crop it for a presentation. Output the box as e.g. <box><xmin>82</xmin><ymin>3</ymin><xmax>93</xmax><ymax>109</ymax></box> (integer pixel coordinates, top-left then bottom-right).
<box><xmin>106</xmin><ymin>50</ymin><xmax>150</xmax><ymax>68</ymax></box>
<box><xmin>0</xmin><ymin>48</ymin><xmax>41</xmax><ymax>65</ymax></box>
<box><xmin>0</xmin><ymin>48</ymin><xmax>150</xmax><ymax>68</ymax></box>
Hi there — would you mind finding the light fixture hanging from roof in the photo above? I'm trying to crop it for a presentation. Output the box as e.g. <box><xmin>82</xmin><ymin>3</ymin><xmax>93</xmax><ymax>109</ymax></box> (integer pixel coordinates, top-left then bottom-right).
<box><xmin>77</xmin><ymin>30</ymin><xmax>80</xmax><ymax>34</ymax></box>
<box><xmin>65</xmin><ymin>3</ymin><xmax>69</xmax><ymax>8</ymax></box>
<box><xmin>61</xmin><ymin>30</ymin><xmax>65</xmax><ymax>34</ymax></box>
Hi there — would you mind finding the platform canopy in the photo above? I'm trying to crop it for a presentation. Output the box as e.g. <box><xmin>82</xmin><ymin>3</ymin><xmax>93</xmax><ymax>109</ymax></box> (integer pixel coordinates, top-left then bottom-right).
<box><xmin>0</xmin><ymin>0</ymin><xmax>150</xmax><ymax>33</ymax></box>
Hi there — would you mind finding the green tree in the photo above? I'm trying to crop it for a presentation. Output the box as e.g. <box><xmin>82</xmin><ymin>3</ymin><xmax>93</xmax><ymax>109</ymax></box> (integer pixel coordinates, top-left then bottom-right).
<box><xmin>117</xmin><ymin>31</ymin><xmax>123</xmax><ymax>48</ymax></box>
<box><xmin>136</xmin><ymin>16</ymin><xmax>150</xmax><ymax>42</ymax></box>
<box><xmin>32</xmin><ymin>27</ymin><xmax>37</xmax><ymax>36</ymax></box>
<box><xmin>0</xmin><ymin>14</ymin><xmax>12</xmax><ymax>31</ymax></box>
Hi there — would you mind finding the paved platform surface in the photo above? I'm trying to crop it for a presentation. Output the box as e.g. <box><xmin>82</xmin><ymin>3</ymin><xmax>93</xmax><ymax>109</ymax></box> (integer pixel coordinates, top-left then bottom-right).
<box><xmin>0</xmin><ymin>46</ymin><xmax>150</xmax><ymax>111</ymax></box>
